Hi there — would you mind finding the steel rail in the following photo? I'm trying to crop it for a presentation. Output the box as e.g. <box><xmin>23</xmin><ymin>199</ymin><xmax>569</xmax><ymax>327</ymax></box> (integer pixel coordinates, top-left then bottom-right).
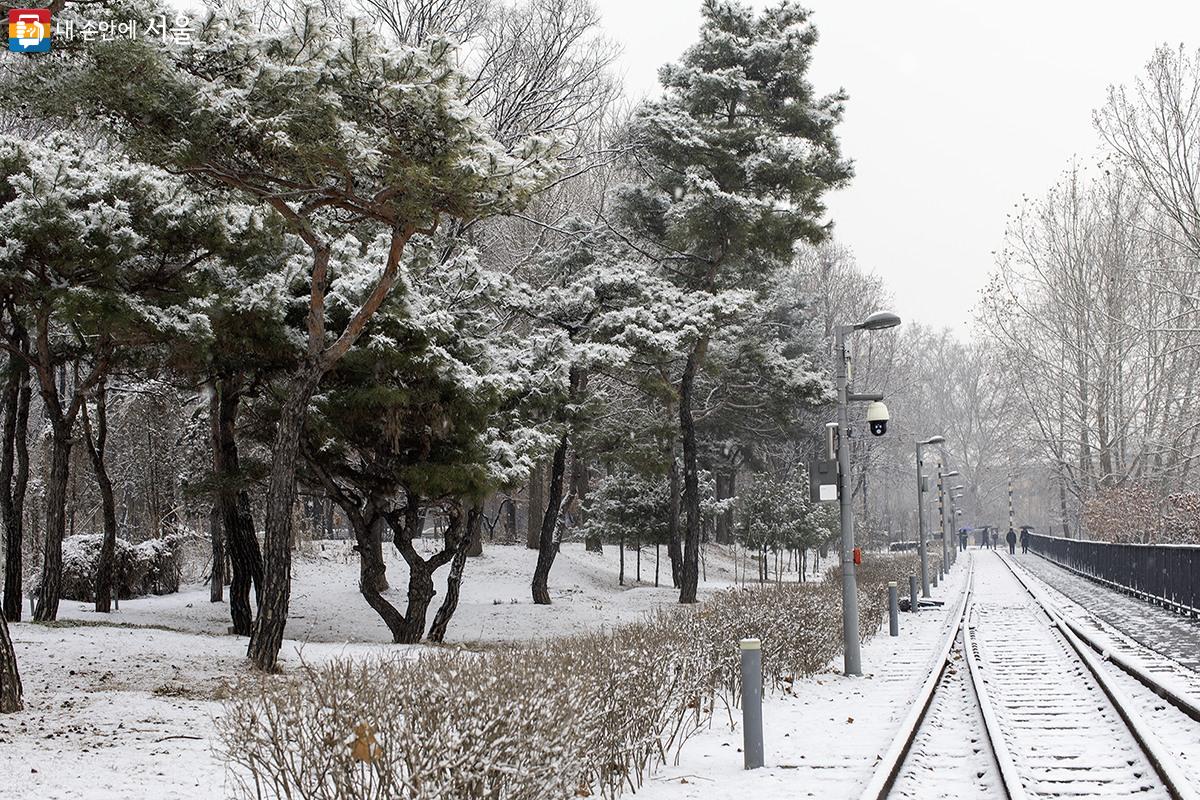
<box><xmin>999</xmin><ymin>554</ymin><xmax>1199</xmax><ymax>800</ymax></box>
<box><xmin>858</xmin><ymin>560</ymin><xmax>996</xmax><ymax>800</ymax></box>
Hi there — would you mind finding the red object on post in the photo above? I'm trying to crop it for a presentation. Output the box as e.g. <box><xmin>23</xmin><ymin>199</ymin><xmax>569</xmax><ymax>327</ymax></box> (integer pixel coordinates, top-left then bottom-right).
<box><xmin>852</xmin><ymin>547</ymin><xmax>862</xmax><ymax>565</ymax></box>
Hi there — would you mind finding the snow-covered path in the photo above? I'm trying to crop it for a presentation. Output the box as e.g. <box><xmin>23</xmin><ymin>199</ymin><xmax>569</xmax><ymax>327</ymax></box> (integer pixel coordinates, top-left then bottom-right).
<box><xmin>637</xmin><ymin>554</ymin><xmax>973</xmax><ymax>799</ymax></box>
<box><xmin>968</xmin><ymin>552</ymin><xmax>1170</xmax><ymax>799</ymax></box>
<box><xmin>1016</xmin><ymin>551</ymin><xmax>1200</xmax><ymax>671</ymax></box>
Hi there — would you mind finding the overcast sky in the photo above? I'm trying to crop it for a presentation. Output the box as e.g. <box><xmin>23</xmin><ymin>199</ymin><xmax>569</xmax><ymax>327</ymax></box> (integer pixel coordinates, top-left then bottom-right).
<box><xmin>594</xmin><ymin>0</ymin><xmax>1200</xmax><ymax>338</ymax></box>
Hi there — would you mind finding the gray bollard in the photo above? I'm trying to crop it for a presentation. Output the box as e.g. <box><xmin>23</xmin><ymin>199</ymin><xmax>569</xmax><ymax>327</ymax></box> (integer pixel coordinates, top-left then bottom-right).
<box><xmin>909</xmin><ymin>575</ymin><xmax>919</xmax><ymax>613</ymax></box>
<box><xmin>740</xmin><ymin>638</ymin><xmax>764</xmax><ymax>770</ymax></box>
<box><xmin>888</xmin><ymin>582</ymin><xmax>899</xmax><ymax>636</ymax></box>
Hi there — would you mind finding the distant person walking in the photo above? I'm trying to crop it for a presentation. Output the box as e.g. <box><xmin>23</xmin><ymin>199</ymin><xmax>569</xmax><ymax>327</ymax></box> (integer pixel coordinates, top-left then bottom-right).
<box><xmin>958</xmin><ymin>528</ymin><xmax>968</xmax><ymax>552</ymax></box>
<box><xmin>991</xmin><ymin>529</ymin><xmax>999</xmax><ymax>550</ymax></box>
<box><xmin>1006</xmin><ymin>527</ymin><xmax>1017</xmax><ymax>554</ymax></box>
<box><xmin>1020</xmin><ymin>527</ymin><xmax>1031</xmax><ymax>554</ymax></box>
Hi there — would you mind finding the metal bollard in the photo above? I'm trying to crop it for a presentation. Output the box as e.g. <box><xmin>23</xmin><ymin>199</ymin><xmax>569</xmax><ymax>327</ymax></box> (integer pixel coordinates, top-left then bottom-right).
<box><xmin>909</xmin><ymin>575</ymin><xmax>919</xmax><ymax>613</ymax></box>
<box><xmin>740</xmin><ymin>639</ymin><xmax>764</xmax><ymax>769</ymax></box>
<box><xmin>888</xmin><ymin>582</ymin><xmax>899</xmax><ymax>636</ymax></box>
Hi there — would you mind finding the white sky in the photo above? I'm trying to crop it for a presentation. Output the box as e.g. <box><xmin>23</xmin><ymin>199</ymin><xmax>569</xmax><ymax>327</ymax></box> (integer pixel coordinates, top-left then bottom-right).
<box><xmin>594</xmin><ymin>0</ymin><xmax>1200</xmax><ymax>338</ymax></box>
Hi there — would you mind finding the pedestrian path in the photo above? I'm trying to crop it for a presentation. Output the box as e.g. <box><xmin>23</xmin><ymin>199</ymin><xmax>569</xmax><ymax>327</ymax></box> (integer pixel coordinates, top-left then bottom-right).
<box><xmin>1016</xmin><ymin>552</ymin><xmax>1200</xmax><ymax>671</ymax></box>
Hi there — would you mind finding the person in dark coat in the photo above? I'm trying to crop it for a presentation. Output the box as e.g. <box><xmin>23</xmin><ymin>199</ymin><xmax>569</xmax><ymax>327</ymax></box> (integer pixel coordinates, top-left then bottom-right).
<box><xmin>1019</xmin><ymin>527</ymin><xmax>1031</xmax><ymax>554</ymax></box>
<box><xmin>958</xmin><ymin>528</ymin><xmax>968</xmax><ymax>552</ymax></box>
<box><xmin>1005</xmin><ymin>527</ymin><xmax>1017</xmax><ymax>554</ymax></box>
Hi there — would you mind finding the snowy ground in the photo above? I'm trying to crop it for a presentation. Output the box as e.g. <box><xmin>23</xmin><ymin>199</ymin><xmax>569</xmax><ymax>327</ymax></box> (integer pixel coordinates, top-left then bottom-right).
<box><xmin>0</xmin><ymin>541</ymin><xmax>832</xmax><ymax>800</ymax></box>
<box><xmin>636</xmin><ymin>555</ymin><xmax>972</xmax><ymax>799</ymax></box>
<box><xmin>20</xmin><ymin>540</ymin><xmax>750</xmax><ymax>644</ymax></box>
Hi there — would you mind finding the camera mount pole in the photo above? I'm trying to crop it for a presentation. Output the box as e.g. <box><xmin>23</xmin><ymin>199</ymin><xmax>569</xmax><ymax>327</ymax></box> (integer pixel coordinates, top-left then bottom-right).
<box><xmin>833</xmin><ymin>312</ymin><xmax>900</xmax><ymax>679</ymax></box>
<box><xmin>834</xmin><ymin>324</ymin><xmax>861</xmax><ymax>677</ymax></box>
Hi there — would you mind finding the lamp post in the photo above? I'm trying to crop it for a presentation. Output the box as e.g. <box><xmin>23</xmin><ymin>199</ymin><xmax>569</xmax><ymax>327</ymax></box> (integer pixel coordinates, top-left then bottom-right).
<box><xmin>914</xmin><ymin>435</ymin><xmax>944</xmax><ymax>597</ymax></box>
<box><xmin>937</xmin><ymin>468</ymin><xmax>959</xmax><ymax>569</ymax></box>
<box><xmin>950</xmin><ymin>487</ymin><xmax>965</xmax><ymax>551</ymax></box>
<box><xmin>835</xmin><ymin>310</ymin><xmax>901</xmax><ymax>677</ymax></box>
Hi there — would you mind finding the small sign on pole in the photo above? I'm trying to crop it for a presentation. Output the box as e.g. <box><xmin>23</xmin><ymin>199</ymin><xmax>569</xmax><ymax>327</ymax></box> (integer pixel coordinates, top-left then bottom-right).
<box><xmin>809</xmin><ymin>458</ymin><xmax>839</xmax><ymax>504</ymax></box>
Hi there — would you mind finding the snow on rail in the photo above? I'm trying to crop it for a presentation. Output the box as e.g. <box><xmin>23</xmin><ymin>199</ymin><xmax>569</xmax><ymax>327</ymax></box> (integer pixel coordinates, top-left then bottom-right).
<box><xmin>876</xmin><ymin>552</ymin><xmax>1185</xmax><ymax>800</ymax></box>
<box><xmin>1002</xmin><ymin>554</ymin><xmax>1200</xmax><ymax>798</ymax></box>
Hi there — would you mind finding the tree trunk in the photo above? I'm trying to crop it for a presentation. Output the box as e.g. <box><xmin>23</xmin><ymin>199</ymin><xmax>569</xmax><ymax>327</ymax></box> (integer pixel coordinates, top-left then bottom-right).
<box><xmin>466</xmin><ymin>505</ymin><xmax>483</xmax><ymax>557</ymax></box>
<box><xmin>351</xmin><ymin>507</ymin><xmax>408</xmax><ymax>642</ymax></box>
<box><xmin>33</xmin><ymin>424</ymin><xmax>71</xmax><ymax>622</ymax></box>
<box><xmin>667</xmin><ymin>449</ymin><xmax>683</xmax><ymax>589</ymax></box>
<box><xmin>715</xmin><ymin>469</ymin><xmax>736</xmax><ymax>545</ymax></box>
<box><xmin>0</xmin><ymin>613</ymin><xmax>20</xmax><ymax>713</ymax></box>
<box><xmin>209</xmin><ymin>503</ymin><xmax>223</xmax><ymax>603</ymax></box>
<box><xmin>368</xmin><ymin>514</ymin><xmax>388</xmax><ymax>592</ymax></box>
<box><xmin>384</xmin><ymin>499</ymin><xmax>467</xmax><ymax>644</ymax></box>
<box><xmin>212</xmin><ymin>378</ymin><xmax>263</xmax><ymax>636</ymax></box>
<box><xmin>526</xmin><ymin>461</ymin><xmax>544</xmax><ymax>549</ymax></box>
<box><xmin>398</xmin><ymin>560</ymin><xmax>436</xmax><ymax>642</ymax></box>
<box><xmin>1</xmin><ymin>329</ymin><xmax>30</xmax><ymax>623</ymax></box>
<box><xmin>504</xmin><ymin>494</ymin><xmax>517</xmax><ymax>543</ymax></box>
<box><xmin>678</xmin><ymin>343</ymin><xmax>705</xmax><ymax>604</ymax></box>
<box><xmin>618</xmin><ymin>530</ymin><xmax>625</xmax><ymax>586</ymax></box>
<box><xmin>579</xmin><ymin>454</ymin><xmax>600</xmax><ymax>552</ymax></box>
<box><xmin>531</xmin><ymin>432</ymin><xmax>569</xmax><ymax>605</ymax></box>
<box><xmin>248</xmin><ymin>368</ymin><xmax>323</xmax><ymax>671</ymax></box>
<box><xmin>428</xmin><ymin>506</ymin><xmax>479</xmax><ymax>642</ymax></box>
<box><xmin>82</xmin><ymin>379</ymin><xmax>118</xmax><ymax>614</ymax></box>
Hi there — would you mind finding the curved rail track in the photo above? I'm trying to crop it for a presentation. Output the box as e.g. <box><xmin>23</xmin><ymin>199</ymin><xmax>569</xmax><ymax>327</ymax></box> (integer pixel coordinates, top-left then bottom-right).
<box><xmin>860</xmin><ymin>551</ymin><xmax>1200</xmax><ymax>800</ymax></box>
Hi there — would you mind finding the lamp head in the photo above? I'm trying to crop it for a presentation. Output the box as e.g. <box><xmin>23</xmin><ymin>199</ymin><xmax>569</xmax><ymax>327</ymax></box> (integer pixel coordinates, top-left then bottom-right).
<box><xmin>856</xmin><ymin>311</ymin><xmax>902</xmax><ymax>331</ymax></box>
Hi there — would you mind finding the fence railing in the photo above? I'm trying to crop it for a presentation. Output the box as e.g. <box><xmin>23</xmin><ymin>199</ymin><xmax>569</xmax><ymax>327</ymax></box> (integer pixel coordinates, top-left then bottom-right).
<box><xmin>1027</xmin><ymin>532</ymin><xmax>1200</xmax><ymax>616</ymax></box>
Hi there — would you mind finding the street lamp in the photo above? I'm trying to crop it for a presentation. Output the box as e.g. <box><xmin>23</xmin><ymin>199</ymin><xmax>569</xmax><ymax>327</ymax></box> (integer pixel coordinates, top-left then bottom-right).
<box><xmin>914</xmin><ymin>435</ymin><xmax>944</xmax><ymax>598</ymax></box>
<box><xmin>834</xmin><ymin>310</ymin><xmax>901</xmax><ymax>677</ymax></box>
<box><xmin>950</xmin><ymin>489</ymin><xmax>965</xmax><ymax>546</ymax></box>
<box><xmin>937</xmin><ymin>468</ymin><xmax>959</xmax><ymax>569</ymax></box>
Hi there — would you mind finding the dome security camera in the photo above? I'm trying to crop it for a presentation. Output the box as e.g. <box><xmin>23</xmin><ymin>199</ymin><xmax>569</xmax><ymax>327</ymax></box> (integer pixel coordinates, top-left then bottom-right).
<box><xmin>866</xmin><ymin>401</ymin><xmax>890</xmax><ymax>437</ymax></box>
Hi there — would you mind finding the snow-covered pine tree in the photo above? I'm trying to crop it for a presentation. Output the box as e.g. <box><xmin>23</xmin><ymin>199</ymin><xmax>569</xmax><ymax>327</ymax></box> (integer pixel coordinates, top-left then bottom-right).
<box><xmin>506</xmin><ymin>224</ymin><xmax>655</xmax><ymax>604</ymax></box>
<box><xmin>27</xmin><ymin>1</ymin><xmax>560</xmax><ymax>669</ymax></box>
<box><xmin>610</xmin><ymin>0</ymin><xmax>851</xmax><ymax>602</ymax></box>
<box><xmin>0</xmin><ymin>135</ymin><xmax>224</xmax><ymax>621</ymax></box>
<box><xmin>299</xmin><ymin>237</ymin><xmax>556</xmax><ymax>642</ymax></box>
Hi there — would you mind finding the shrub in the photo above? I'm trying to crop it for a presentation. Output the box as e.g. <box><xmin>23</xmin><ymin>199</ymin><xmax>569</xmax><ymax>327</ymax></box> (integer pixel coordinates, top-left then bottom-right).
<box><xmin>218</xmin><ymin>552</ymin><xmax>927</xmax><ymax>800</ymax></box>
<box><xmin>59</xmin><ymin>533</ymin><xmax>182</xmax><ymax>602</ymax></box>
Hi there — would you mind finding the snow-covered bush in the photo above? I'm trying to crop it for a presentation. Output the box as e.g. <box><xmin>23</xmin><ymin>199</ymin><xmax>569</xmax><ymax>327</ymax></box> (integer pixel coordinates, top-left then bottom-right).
<box><xmin>58</xmin><ymin>534</ymin><xmax>181</xmax><ymax>602</ymax></box>
<box><xmin>218</xmin><ymin>552</ymin><xmax>925</xmax><ymax>799</ymax></box>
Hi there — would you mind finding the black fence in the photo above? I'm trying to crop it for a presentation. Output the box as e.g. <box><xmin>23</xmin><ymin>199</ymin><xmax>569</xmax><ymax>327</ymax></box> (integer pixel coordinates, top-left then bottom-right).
<box><xmin>1027</xmin><ymin>533</ymin><xmax>1200</xmax><ymax>616</ymax></box>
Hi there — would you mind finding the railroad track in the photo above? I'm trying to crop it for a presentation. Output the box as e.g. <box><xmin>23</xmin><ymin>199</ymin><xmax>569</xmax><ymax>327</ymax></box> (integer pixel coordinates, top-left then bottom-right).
<box><xmin>861</xmin><ymin>551</ymin><xmax>1200</xmax><ymax>800</ymax></box>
